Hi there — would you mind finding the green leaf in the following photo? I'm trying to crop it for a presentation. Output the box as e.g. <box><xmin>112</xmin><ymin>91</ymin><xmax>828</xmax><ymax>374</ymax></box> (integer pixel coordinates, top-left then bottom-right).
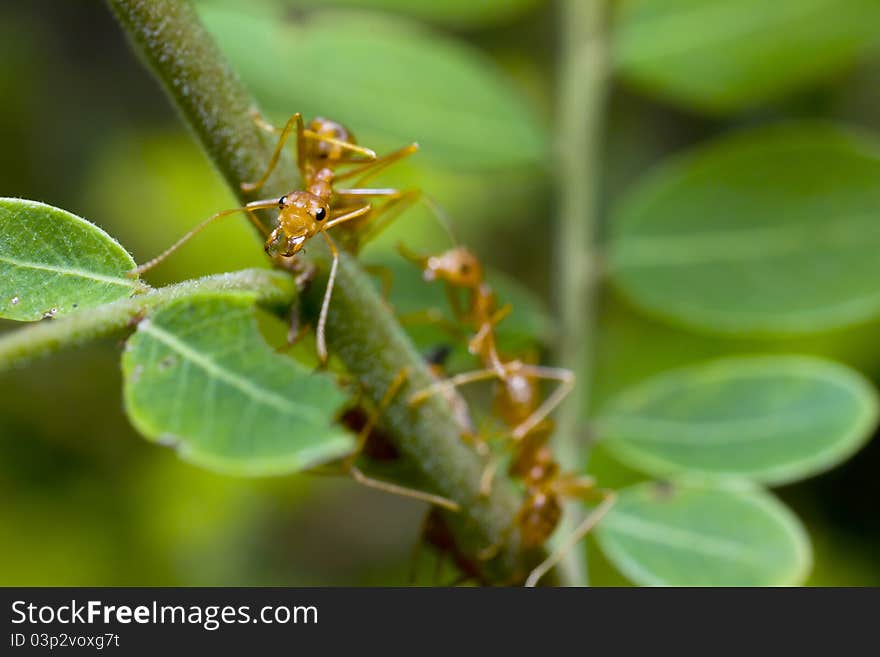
<box><xmin>596</xmin><ymin>481</ymin><xmax>812</xmax><ymax>586</ymax></box>
<box><xmin>614</xmin><ymin>0</ymin><xmax>880</xmax><ymax>113</ymax></box>
<box><xmin>276</xmin><ymin>0</ymin><xmax>544</xmax><ymax>28</ymax></box>
<box><xmin>608</xmin><ymin>123</ymin><xmax>880</xmax><ymax>335</ymax></box>
<box><xmin>199</xmin><ymin>6</ymin><xmax>546</xmax><ymax>169</ymax></box>
<box><xmin>597</xmin><ymin>356</ymin><xmax>878</xmax><ymax>485</ymax></box>
<box><xmin>0</xmin><ymin>198</ymin><xmax>139</xmax><ymax>321</ymax></box>
<box><xmin>122</xmin><ymin>292</ymin><xmax>353</xmax><ymax>475</ymax></box>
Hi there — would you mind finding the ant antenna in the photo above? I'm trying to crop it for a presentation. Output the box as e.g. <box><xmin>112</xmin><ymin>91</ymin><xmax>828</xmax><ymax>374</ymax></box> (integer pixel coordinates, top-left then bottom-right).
<box><xmin>129</xmin><ymin>199</ymin><xmax>278</xmax><ymax>277</ymax></box>
<box><xmin>419</xmin><ymin>194</ymin><xmax>459</xmax><ymax>246</ymax></box>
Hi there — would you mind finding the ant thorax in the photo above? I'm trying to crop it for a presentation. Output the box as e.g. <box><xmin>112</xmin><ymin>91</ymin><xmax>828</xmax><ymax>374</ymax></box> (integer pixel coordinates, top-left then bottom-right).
<box><xmin>495</xmin><ymin>371</ymin><xmax>540</xmax><ymax>426</ymax></box>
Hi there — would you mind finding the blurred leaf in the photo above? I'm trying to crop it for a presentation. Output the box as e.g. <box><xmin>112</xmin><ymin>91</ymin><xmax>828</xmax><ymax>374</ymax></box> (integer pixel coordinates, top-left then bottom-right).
<box><xmin>596</xmin><ymin>481</ymin><xmax>811</xmax><ymax>586</ymax></box>
<box><xmin>0</xmin><ymin>198</ymin><xmax>138</xmax><ymax>322</ymax></box>
<box><xmin>122</xmin><ymin>292</ymin><xmax>353</xmax><ymax>475</ymax></box>
<box><xmin>279</xmin><ymin>0</ymin><xmax>545</xmax><ymax>28</ymax></box>
<box><xmin>608</xmin><ymin>123</ymin><xmax>880</xmax><ymax>335</ymax></box>
<box><xmin>598</xmin><ymin>356</ymin><xmax>878</xmax><ymax>485</ymax></box>
<box><xmin>614</xmin><ymin>0</ymin><xmax>880</xmax><ymax>113</ymax></box>
<box><xmin>199</xmin><ymin>6</ymin><xmax>547</xmax><ymax>169</ymax></box>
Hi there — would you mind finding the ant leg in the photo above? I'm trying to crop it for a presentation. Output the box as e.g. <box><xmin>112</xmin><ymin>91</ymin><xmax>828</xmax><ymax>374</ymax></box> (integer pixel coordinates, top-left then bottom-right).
<box><xmin>478</xmin><ymin>458</ymin><xmax>499</xmax><ymax>497</ymax></box>
<box><xmin>302</xmin><ymin>131</ymin><xmax>377</xmax><ymax>160</ymax></box>
<box><xmin>397</xmin><ymin>241</ymin><xmax>428</xmax><ymax>269</ymax></box>
<box><xmin>524</xmin><ymin>488</ymin><xmax>616</xmax><ymax>588</ymax></box>
<box><xmin>250</xmin><ymin>110</ymin><xmax>277</xmax><ymax>135</ymax></box>
<box><xmin>242</xmin><ymin>112</ymin><xmax>305</xmax><ymax>193</ymax></box>
<box><xmin>334</xmin><ymin>188</ymin><xmax>421</xmax><ymax>245</ymax></box>
<box><xmin>276</xmin><ymin>302</ymin><xmax>311</xmax><ymax>354</ymax></box>
<box><xmin>510</xmin><ymin>365</ymin><xmax>575</xmax><ymax>441</ymax></box>
<box><xmin>316</xmin><ymin>232</ymin><xmax>339</xmax><ymax>364</ymax></box>
<box><xmin>343</xmin><ymin>368</ymin><xmax>460</xmax><ymax>511</ymax></box>
<box><xmin>344</xmin><ymin>368</ymin><xmax>409</xmax><ymax>468</ymax></box>
<box><xmin>306</xmin><ymin>372</ymin><xmax>460</xmax><ymax>510</ymax></box>
<box><xmin>130</xmin><ymin>199</ymin><xmax>279</xmax><ymax>276</ymax></box>
<box><xmin>333</xmin><ymin>143</ymin><xmax>419</xmax><ymax>186</ymax></box>
<box><xmin>464</xmin><ymin>303</ymin><xmax>512</xmax><ymax>354</ymax></box>
<box><xmin>336</xmin><ymin>186</ymin><xmax>458</xmax><ymax>248</ymax></box>
<box><xmin>310</xmin><ymin>205</ymin><xmax>372</xmax><ymax>362</ymax></box>
<box><xmin>323</xmin><ymin>204</ymin><xmax>371</xmax><ymax>230</ymax></box>
<box><xmin>348</xmin><ymin>467</ymin><xmax>459</xmax><ymax>511</ymax></box>
<box><xmin>408</xmin><ymin>368</ymin><xmax>499</xmax><ymax>406</ymax></box>
<box><xmin>477</xmin><ymin>522</ymin><xmax>516</xmax><ymax>561</ymax></box>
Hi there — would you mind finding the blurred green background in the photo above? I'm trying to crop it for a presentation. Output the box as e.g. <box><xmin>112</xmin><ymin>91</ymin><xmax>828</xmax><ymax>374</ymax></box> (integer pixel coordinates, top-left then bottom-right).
<box><xmin>1</xmin><ymin>0</ymin><xmax>879</xmax><ymax>585</ymax></box>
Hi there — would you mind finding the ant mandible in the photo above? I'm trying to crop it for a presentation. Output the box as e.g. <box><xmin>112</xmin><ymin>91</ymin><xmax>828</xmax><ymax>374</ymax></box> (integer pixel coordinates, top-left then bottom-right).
<box><xmin>132</xmin><ymin>112</ymin><xmax>419</xmax><ymax>363</ymax></box>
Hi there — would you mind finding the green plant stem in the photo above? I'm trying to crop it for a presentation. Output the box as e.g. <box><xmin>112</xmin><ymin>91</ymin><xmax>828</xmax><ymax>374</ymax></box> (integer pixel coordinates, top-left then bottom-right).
<box><xmin>553</xmin><ymin>0</ymin><xmax>609</xmax><ymax>586</ymax></box>
<box><xmin>0</xmin><ymin>269</ymin><xmax>294</xmax><ymax>371</ymax></box>
<box><xmin>107</xmin><ymin>0</ymin><xmax>545</xmax><ymax>584</ymax></box>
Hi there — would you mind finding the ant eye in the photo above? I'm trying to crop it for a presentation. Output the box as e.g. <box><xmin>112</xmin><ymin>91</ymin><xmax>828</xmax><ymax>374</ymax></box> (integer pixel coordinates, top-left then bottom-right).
<box><xmin>278</xmin><ymin>196</ymin><xmax>286</xmax><ymax>208</ymax></box>
<box><xmin>315</xmin><ymin>207</ymin><xmax>327</xmax><ymax>221</ymax></box>
<box><xmin>460</xmin><ymin>264</ymin><xmax>470</xmax><ymax>274</ymax></box>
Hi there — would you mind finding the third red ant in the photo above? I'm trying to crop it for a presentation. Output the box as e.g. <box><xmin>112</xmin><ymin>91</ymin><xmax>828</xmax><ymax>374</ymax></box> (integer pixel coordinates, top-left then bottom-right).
<box><xmin>399</xmin><ymin>241</ymin><xmax>614</xmax><ymax>586</ymax></box>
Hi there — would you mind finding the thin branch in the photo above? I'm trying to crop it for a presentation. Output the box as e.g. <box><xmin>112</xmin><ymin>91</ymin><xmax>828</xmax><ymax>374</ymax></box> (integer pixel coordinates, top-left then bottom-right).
<box><xmin>0</xmin><ymin>269</ymin><xmax>295</xmax><ymax>371</ymax></box>
<box><xmin>553</xmin><ymin>0</ymin><xmax>609</xmax><ymax>585</ymax></box>
<box><xmin>106</xmin><ymin>0</ymin><xmax>546</xmax><ymax>584</ymax></box>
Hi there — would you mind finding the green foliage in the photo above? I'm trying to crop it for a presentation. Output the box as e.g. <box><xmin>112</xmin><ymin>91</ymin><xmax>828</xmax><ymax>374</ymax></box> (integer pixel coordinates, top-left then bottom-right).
<box><xmin>596</xmin><ymin>481</ymin><xmax>812</xmax><ymax>586</ymax></box>
<box><xmin>0</xmin><ymin>198</ymin><xmax>139</xmax><ymax>321</ymax></box>
<box><xmin>598</xmin><ymin>356</ymin><xmax>878</xmax><ymax>485</ymax></box>
<box><xmin>122</xmin><ymin>292</ymin><xmax>353</xmax><ymax>476</ymax></box>
<box><xmin>5</xmin><ymin>0</ymin><xmax>880</xmax><ymax>588</ymax></box>
<box><xmin>614</xmin><ymin>0</ymin><xmax>880</xmax><ymax>113</ymax></box>
<box><xmin>608</xmin><ymin>123</ymin><xmax>880</xmax><ymax>335</ymax></box>
<box><xmin>200</xmin><ymin>0</ymin><xmax>545</xmax><ymax>28</ymax></box>
<box><xmin>198</xmin><ymin>5</ymin><xmax>546</xmax><ymax>169</ymax></box>
<box><xmin>0</xmin><ymin>269</ymin><xmax>296</xmax><ymax>372</ymax></box>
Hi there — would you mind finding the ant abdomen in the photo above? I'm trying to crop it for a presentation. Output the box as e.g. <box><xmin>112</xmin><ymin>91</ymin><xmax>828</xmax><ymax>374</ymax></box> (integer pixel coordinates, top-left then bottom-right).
<box><xmin>307</xmin><ymin>117</ymin><xmax>356</xmax><ymax>162</ymax></box>
<box><xmin>518</xmin><ymin>491</ymin><xmax>562</xmax><ymax>549</ymax></box>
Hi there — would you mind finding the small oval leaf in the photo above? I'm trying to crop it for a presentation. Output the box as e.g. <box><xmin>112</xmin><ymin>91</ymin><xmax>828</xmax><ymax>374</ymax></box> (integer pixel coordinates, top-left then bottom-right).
<box><xmin>122</xmin><ymin>292</ymin><xmax>354</xmax><ymax>475</ymax></box>
<box><xmin>614</xmin><ymin>0</ymin><xmax>880</xmax><ymax>113</ymax></box>
<box><xmin>0</xmin><ymin>198</ymin><xmax>138</xmax><ymax>321</ymax></box>
<box><xmin>608</xmin><ymin>124</ymin><xmax>880</xmax><ymax>335</ymax></box>
<box><xmin>598</xmin><ymin>356</ymin><xmax>878</xmax><ymax>485</ymax></box>
<box><xmin>596</xmin><ymin>481</ymin><xmax>811</xmax><ymax>586</ymax></box>
<box><xmin>200</xmin><ymin>6</ymin><xmax>546</xmax><ymax>169</ymax></box>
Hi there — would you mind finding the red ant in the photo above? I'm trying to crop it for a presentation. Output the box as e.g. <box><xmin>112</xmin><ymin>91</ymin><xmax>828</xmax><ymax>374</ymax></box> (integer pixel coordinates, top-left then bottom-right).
<box><xmin>400</xmin><ymin>243</ymin><xmax>613</xmax><ymax>586</ymax></box>
<box><xmin>132</xmin><ymin>112</ymin><xmax>419</xmax><ymax>363</ymax></box>
<box><xmin>399</xmin><ymin>245</ymin><xmax>574</xmax><ymax>449</ymax></box>
<box><xmin>132</xmin><ymin>112</ymin><xmax>460</xmax><ymax>511</ymax></box>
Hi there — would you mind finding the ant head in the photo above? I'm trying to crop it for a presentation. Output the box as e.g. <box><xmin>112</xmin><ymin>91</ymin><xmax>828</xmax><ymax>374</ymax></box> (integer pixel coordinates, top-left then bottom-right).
<box><xmin>424</xmin><ymin>247</ymin><xmax>483</xmax><ymax>287</ymax></box>
<box><xmin>265</xmin><ymin>192</ymin><xmax>329</xmax><ymax>257</ymax></box>
<box><xmin>307</xmin><ymin>117</ymin><xmax>354</xmax><ymax>162</ymax></box>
